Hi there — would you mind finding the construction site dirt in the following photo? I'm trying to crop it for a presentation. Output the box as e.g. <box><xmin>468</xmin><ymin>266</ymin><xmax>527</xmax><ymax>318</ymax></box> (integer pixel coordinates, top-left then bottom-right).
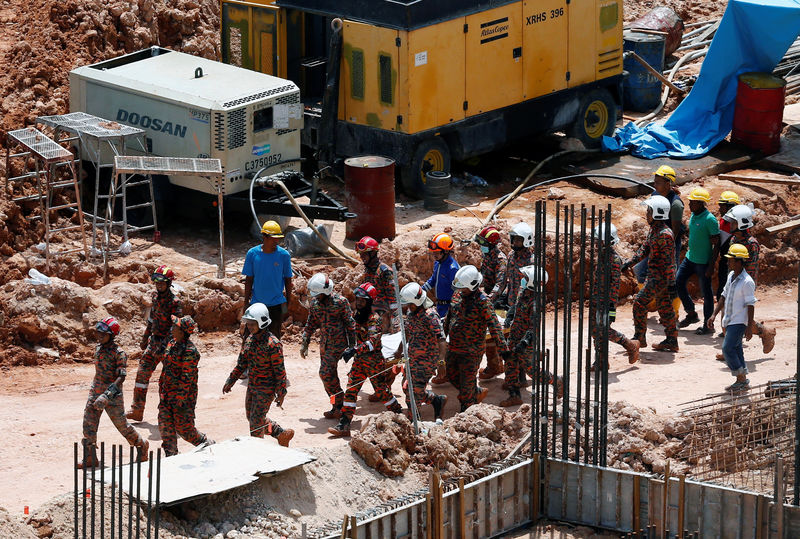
<box><xmin>2</xmin><ymin>0</ymin><xmax>800</xmax><ymax>537</ymax></box>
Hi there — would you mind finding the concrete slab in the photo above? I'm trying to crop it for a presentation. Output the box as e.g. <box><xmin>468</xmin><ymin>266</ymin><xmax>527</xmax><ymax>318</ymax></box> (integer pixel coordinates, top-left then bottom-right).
<box><xmin>106</xmin><ymin>436</ymin><xmax>316</xmax><ymax>506</ymax></box>
<box><xmin>761</xmin><ymin>132</ymin><xmax>800</xmax><ymax>174</ymax></box>
<box><xmin>561</xmin><ymin>141</ymin><xmax>760</xmax><ymax>197</ymax></box>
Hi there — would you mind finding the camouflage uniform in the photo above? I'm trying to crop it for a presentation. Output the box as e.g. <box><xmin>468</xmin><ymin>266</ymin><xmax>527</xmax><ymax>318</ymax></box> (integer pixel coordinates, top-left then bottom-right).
<box><xmin>503</xmin><ymin>248</ymin><xmax>532</xmax><ymax>311</ymax></box>
<box><xmin>157</xmin><ymin>337</ymin><xmax>208</xmax><ymax>456</ymax></box>
<box><xmin>480</xmin><ymin>247</ymin><xmax>508</xmax><ymax>302</ymax></box>
<box><xmin>227</xmin><ymin>330</ymin><xmax>289</xmax><ymax>439</ymax></box>
<box><xmin>403</xmin><ymin>306</ymin><xmax>445</xmax><ymax>406</ymax></box>
<box><xmin>301</xmin><ymin>293</ymin><xmax>356</xmax><ymax>407</ymax></box>
<box><xmin>131</xmin><ymin>290</ymin><xmax>182</xmax><ymax>412</ymax></box>
<box><xmin>342</xmin><ymin>312</ymin><xmax>401</xmax><ymax>419</ymax></box>
<box><xmin>742</xmin><ymin>234</ymin><xmax>760</xmax><ymax>284</ymax></box>
<box><xmin>446</xmin><ymin>291</ymin><xmax>509</xmax><ymax>409</ymax></box>
<box><xmin>505</xmin><ymin>288</ymin><xmax>536</xmax><ymax>394</ymax></box>
<box><xmin>591</xmin><ymin>247</ymin><xmax>633</xmax><ymax>350</ymax></box>
<box><xmin>363</xmin><ymin>260</ymin><xmax>396</xmax><ymax>312</ymax></box>
<box><xmin>630</xmin><ymin>226</ymin><xmax>678</xmax><ymax>341</ymax></box>
<box><xmin>82</xmin><ymin>342</ymin><xmax>144</xmax><ymax>449</ymax></box>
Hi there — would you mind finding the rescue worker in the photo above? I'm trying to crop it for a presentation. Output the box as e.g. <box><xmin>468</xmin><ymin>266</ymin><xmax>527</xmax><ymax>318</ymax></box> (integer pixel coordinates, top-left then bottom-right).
<box><xmin>707</xmin><ymin>244</ymin><xmax>756</xmax><ymax>393</ymax></box>
<box><xmin>446</xmin><ymin>265</ymin><xmax>510</xmax><ymax>412</ymax></box>
<box><xmin>223</xmin><ymin>304</ymin><xmax>294</xmax><ymax>446</ymax></box>
<box><xmin>721</xmin><ymin>204</ymin><xmax>776</xmax><ymax>354</ymax></box>
<box><xmin>158</xmin><ymin>315</ymin><xmax>213</xmax><ymax>456</ymax></box>
<box><xmin>500</xmin><ymin>265</ymin><xmax>548</xmax><ymax>407</ymax></box>
<box><xmin>397</xmin><ymin>282</ymin><xmax>448</xmax><ymax>421</ymax></box>
<box><xmin>355</xmin><ymin>236</ymin><xmax>396</xmax><ymax>313</ymax></box>
<box><xmin>622</xmin><ymin>195</ymin><xmax>679</xmax><ymax>352</ymax></box>
<box><xmin>716</xmin><ymin>191</ymin><xmax>741</xmax><ymax>300</ymax></box>
<box><xmin>79</xmin><ymin>317</ymin><xmax>148</xmax><ymax>469</ymax></box>
<box><xmin>328</xmin><ymin>283</ymin><xmax>402</xmax><ymax>437</ymax></box>
<box><xmin>500</xmin><ymin>222</ymin><xmax>534</xmax><ymax>319</ymax></box>
<box><xmin>676</xmin><ymin>187</ymin><xmax>720</xmax><ymax>335</ymax></box>
<box><xmin>300</xmin><ymin>273</ymin><xmax>357</xmax><ymax>419</ymax></box>
<box><xmin>126</xmin><ymin>265</ymin><xmax>182</xmax><ymax>422</ymax></box>
<box><xmin>422</xmin><ymin>232</ymin><xmax>460</xmax><ymax>384</ymax></box>
<box><xmin>634</xmin><ymin>166</ymin><xmax>685</xmax><ymax>283</ymax></box>
<box><xmin>590</xmin><ymin>223</ymin><xmax>640</xmax><ymax>369</ymax></box>
<box><xmin>475</xmin><ymin>225</ymin><xmax>507</xmax><ymax>380</ymax></box>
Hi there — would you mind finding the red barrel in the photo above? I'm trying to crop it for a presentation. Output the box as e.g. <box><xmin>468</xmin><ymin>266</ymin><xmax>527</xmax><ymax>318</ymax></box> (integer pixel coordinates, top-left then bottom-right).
<box><xmin>344</xmin><ymin>156</ymin><xmax>396</xmax><ymax>241</ymax></box>
<box><xmin>732</xmin><ymin>72</ymin><xmax>786</xmax><ymax>155</ymax></box>
<box><xmin>631</xmin><ymin>7</ymin><xmax>684</xmax><ymax>57</ymax></box>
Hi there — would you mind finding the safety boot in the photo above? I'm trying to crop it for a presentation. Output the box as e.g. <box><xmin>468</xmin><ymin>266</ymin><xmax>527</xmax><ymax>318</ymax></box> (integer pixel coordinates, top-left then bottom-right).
<box><xmin>125</xmin><ymin>407</ymin><xmax>144</xmax><ymax>422</ymax></box>
<box><xmin>386</xmin><ymin>400</ymin><xmax>403</xmax><ymax>414</ymax></box>
<box><xmin>276</xmin><ymin>429</ymin><xmax>295</xmax><ymax>447</ymax></box>
<box><xmin>479</xmin><ymin>345</ymin><xmax>504</xmax><ymax>380</ymax></box>
<box><xmin>678</xmin><ymin>311</ymin><xmax>699</xmax><ymax>328</ymax></box>
<box><xmin>432</xmin><ymin>394</ymin><xmax>448</xmax><ymax>420</ymax></box>
<box><xmin>499</xmin><ymin>393</ymin><xmax>523</xmax><ymax>407</ymax></box>
<box><xmin>328</xmin><ymin>416</ymin><xmax>351</xmax><ymax>437</ymax></box>
<box><xmin>759</xmin><ymin>324</ymin><xmax>776</xmax><ymax>354</ymax></box>
<box><xmin>77</xmin><ymin>444</ymin><xmax>99</xmax><ymax>469</ymax></box>
<box><xmin>476</xmin><ymin>387</ymin><xmax>489</xmax><ymax>404</ymax></box>
<box><xmin>624</xmin><ymin>339</ymin><xmax>640</xmax><ymax>364</ymax></box>
<box><xmin>323</xmin><ymin>405</ymin><xmax>343</xmax><ymax>419</ymax></box>
<box><xmin>633</xmin><ymin>333</ymin><xmax>647</xmax><ymax>349</ymax></box>
<box><xmin>652</xmin><ymin>337</ymin><xmax>679</xmax><ymax>353</ymax></box>
<box><xmin>136</xmin><ymin>439</ymin><xmax>149</xmax><ymax>463</ymax></box>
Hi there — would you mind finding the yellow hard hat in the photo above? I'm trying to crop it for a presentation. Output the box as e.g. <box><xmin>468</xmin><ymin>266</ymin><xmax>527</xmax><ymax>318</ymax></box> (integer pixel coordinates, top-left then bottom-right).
<box><xmin>260</xmin><ymin>220</ymin><xmax>284</xmax><ymax>237</ymax></box>
<box><xmin>719</xmin><ymin>191</ymin><xmax>740</xmax><ymax>205</ymax></box>
<box><xmin>724</xmin><ymin>243</ymin><xmax>750</xmax><ymax>259</ymax></box>
<box><xmin>688</xmin><ymin>187</ymin><xmax>711</xmax><ymax>203</ymax></box>
<box><xmin>654</xmin><ymin>165</ymin><xmax>676</xmax><ymax>182</ymax></box>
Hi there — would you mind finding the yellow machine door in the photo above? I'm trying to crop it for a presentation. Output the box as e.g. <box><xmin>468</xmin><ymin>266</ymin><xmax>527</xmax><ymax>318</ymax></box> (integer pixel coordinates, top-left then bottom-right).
<box><xmin>221</xmin><ymin>2</ymin><xmax>254</xmax><ymax>69</ymax></box>
<box><xmin>568</xmin><ymin>0</ymin><xmax>597</xmax><ymax>87</ymax></box>
<box><xmin>252</xmin><ymin>5</ymin><xmax>280</xmax><ymax>76</ymax></box>
<box><xmin>465</xmin><ymin>4</ymin><xmax>523</xmax><ymax>116</ymax></box>
<box><xmin>522</xmin><ymin>0</ymin><xmax>569</xmax><ymax>99</ymax></box>
<box><xmin>221</xmin><ymin>1</ymin><xmax>283</xmax><ymax>76</ymax></box>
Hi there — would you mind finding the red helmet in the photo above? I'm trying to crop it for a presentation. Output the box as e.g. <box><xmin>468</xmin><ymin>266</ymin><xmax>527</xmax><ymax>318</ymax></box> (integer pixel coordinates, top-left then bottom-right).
<box><xmin>354</xmin><ymin>282</ymin><xmax>378</xmax><ymax>301</ymax></box>
<box><xmin>96</xmin><ymin>317</ymin><xmax>121</xmax><ymax>336</ymax></box>
<box><xmin>475</xmin><ymin>226</ymin><xmax>501</xmax><ymax>245</ymax></box>
<box><xmin>355</xmin><ymin>236</ymin><xmax>379</xmax><ymax>253</ymax></box>
<box><xmin>152</xmin><ymin>265</ymin><xmax>175</xmax><ymax>282</ymax></box>
<box><xmin>428</xmin><ymin>233</ymin><xmax>454</xmax><ymax>252</ymax></box>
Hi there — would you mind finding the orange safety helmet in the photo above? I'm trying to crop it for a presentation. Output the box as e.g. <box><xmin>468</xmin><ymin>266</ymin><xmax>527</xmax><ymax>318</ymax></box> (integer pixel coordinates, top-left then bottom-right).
<box><xmin>428</xmin><ymin>232</ymin><xmax>454</xmax><ymax>252</ymax></box>
<box><xmin>475</xmin><ymin>226</ymin><xmax>501</xmax><ymax>245</ymax></box>
<box><xmin>355</xmin><ymin>236</ymin><xmax>380</xmax><ymax>253</ymax></box>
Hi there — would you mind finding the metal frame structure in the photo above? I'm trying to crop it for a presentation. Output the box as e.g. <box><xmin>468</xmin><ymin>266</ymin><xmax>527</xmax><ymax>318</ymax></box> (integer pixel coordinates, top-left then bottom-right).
<box><xmin>36</xmin><ymin>112</ymin><xmax>157</xmax><ymax>258</ymax></box>
<box><xmin>112</xmin><ymin>156</ymin><xmax>225</xmax><ymax>276</ymax></box>
<box><xmin>4</xmin><ymin>126</ymin><xmax>89</xmax><ymax>267</ymax></box>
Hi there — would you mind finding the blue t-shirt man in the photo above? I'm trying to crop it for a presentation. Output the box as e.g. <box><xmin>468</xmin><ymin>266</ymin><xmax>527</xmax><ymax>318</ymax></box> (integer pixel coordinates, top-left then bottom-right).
<box><xmin>422</xmin><ymin>253</ymin><xmax>460</xmax><ymax>318</ymax></box>
<box><xmin>242</xmin><ymin>220</ymin><xmax>293</xmax><ymax>337</ymax></box>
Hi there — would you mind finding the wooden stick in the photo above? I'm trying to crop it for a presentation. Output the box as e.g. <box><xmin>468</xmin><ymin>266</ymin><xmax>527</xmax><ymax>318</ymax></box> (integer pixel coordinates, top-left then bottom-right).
<box><xmin>340</xmin><ymin>514</ymin><xmax>349</xmax><ymax>538</ymax></box>
<box><xmin>663</xmin><ymin>461</ymin><xmax>671</xmax><ymax>539</ymax></box>
<box><xmin>719</xmin><ymin>173</ymin><xmax>800</xmax><ymax>185</ymax></box>
<box><xmin>678</xmin><ymin>475</ymin><xmax>686</xmax><ymax>538</ymax></box>
<box><xmin>628</xmin><ymin>27</ymin><xmax>670</xmax><ymax>36</ymax></box>
<box><xmin>634</xmin><ymin>475</ymin><xmax>641</xmax><ymax>533</ymax></box>
<box><xmin>459</xmin><ymin>478</ymin><xmax>466</xmax><ymax>538</ymax></box>
<box><xmin>628</xmin><ymin>51</ymin><xmax>687</xmax><ymax>94</ymax></box>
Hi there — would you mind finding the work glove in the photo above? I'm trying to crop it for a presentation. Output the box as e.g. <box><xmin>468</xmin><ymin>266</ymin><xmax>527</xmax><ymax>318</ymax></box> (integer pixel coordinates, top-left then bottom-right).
<box><xmin>620</xmin><ymin>261</ymin><xmax>631</xmax><ymax>272</ymax></box>
<box><xmin>222</xmin><ymin>379</ymin><xmax>234</xmax><ymax>394</ymax></box>
<box><xmin>93</xmin><ymin>383</ymin><xmax>121</xmax><ymax>411</ymax></box>
<box><xmin>342</xmin><ymin>347</ymin><xmax>357</xmax><ymax>363</ymax></box>
<box><xmin>500</xmin><ymin>350</ymin><xmax>512</xmax><ymax>361</ymax></box>
<box><xmin>504</xmin><ymin>306</ymin><xmax>516</xmax><ymax>329</ymax></box>
<box><xmin>299</xmin><ymin>340</ymin><xmax>309</xmax><ymax>359</ymax></box>
<box><xmin>608</xmin><ymin>303</ymin><xmax>616</xmax><ymax>324</ymax></box>
<box><xmin>667</xmin><ymin>282</ymin><xmax>678</xmax><ymax>301</ymax></box>
<box><xmin>514</xmin><ymin>338</ymin><xmax>531</xmax><ymax>355</ymax></box>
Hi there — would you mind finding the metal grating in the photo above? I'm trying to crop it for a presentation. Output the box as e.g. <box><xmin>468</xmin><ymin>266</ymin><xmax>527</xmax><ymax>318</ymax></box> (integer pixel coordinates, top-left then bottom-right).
<box><xmin>213</xmin><ymin>112</ymin><xmax>225</xmax><ymax>151</ymax></box>
<box><xmin>351</xmin><ymin>49</ymin><xmax>365</xmax><ymax>100</ymax></box>
<box><xmin>38</xmin><ymin>112</ymin><xmax>144</xmax><ymax>139</ymax></box>
<box><xmin>114</xmin><ymin>156</ymin><xmax>222</xmax><ymax>175</ymax></box>
<box><xmin>275</xmin><ymin>93</ymin><xmax>300</xmax><ymax>105</ymax></box>
<box><xmin>379</xmin><ymin>54</ymin><xmax>393</xmax><ymax>105</ymax></box>
<box><xmin>7</xmin><ymin>127</ymin><xmax>73</xmax><ymax>162</ymax></box>
<box><xmin>227</xmin><ymin>109</ymin><xmax>246</xmax><ymax>149</ymax></box>
<box><xmin>221</xmin><ymin>84</ymin><xmax>296</xmax><ymax>109</ymax></box>
<box><xmin>275</xmin><ymin>129</ymin><xmax>296</xmax><ymax>136</ymax></box>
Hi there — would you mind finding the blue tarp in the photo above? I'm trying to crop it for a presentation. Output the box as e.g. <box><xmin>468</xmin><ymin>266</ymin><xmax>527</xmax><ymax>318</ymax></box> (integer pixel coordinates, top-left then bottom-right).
<box><xmin>602</xmin><ymin>0</ymin><xmax>800</xmax><ymax>159</ymax></box>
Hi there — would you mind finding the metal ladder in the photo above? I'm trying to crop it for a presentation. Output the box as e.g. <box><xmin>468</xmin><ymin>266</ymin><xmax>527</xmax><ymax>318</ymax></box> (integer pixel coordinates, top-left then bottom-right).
<box><xmin>102</xmin><ymin>159</ymin><xmax>158</xmax><ymax>260</ymax></box>
<box><xmin>4</xmin><ymin>127</ymin><xmax>89</xmax><ymax>266</ymax></box>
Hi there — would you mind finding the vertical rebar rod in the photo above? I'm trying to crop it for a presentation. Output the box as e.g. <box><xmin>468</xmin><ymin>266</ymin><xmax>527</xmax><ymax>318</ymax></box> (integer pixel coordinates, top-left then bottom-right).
<box><xmin>118</xmin><ymin>445</ymin><xmax>123</xmax><ymax>539</ymax></box>
<box><xmin>111</xmin><ymin>445</ymin><xmax>115</xmax><ymax>539</ymax></box>
<box><xmin>74</xmin><ymin>442</ymin><xmax>79</xmax><ymax>539</ymax></box>
<box><xmin>91</xmin><ymin>443</ymin><xmax>96</xmax><ymax>539</ymax></box>
<box><xmin>543</xmin><ymin>350</ymin><xmax>550</xmax><ymax>460</ymax></box>
<box><xmin>585</xmin><ymin>207</ymin><xmax>596</xmax><ymax>463</ymax></box>
<box><xmin>575</xmin><ymin>206</ymin><xmax>587</xmax><ymax>463</ymax></box>
<box><xmin>146</xmin><ymin>451</ymin><xmax>153</xmax><ymax>539</ymax></box>
<box><xmin>552</xmin><ymin>201</ymin><xmax>560</xmax><ymax>458</ymax></box>
<box><xmin>600</xmin><ymin>206</ymin><xmax>612</xmax><ymax>465</ymax></box>
<box><xmin>100</xmin><ymin>442</ymin><xmax>104</xmax><ymax>539</ymax></box>
<box><xmin>541</xmin><ymin>204</ymin><xmax>548</xmax><ymax>456</ymax></box>
<box><xmin>795</xmin><ymin>261</ymin><xmax>800</xmax><ymax>505</ymax></box>
<box><xmin>563</xmin><ymin>205</ymin><xmax>574</xmax><ymax>459</ymax></box>
<box><xmin>531</xmin><ymin>200</ymin><xmax>541</xmax><ymax>457</ymax></box>
<box><xmin>82</xmin><ymin>440</ymin><xmax>87</xmax><ymax>539</ymax></box>
<box><xmin>155</xmin><ymin>448</ymin><xmax>161</xmax><ymax>539</ymax></box>
<box><xmin>136</xmin><ymin>449</ymin><xmax>141</xmax><ymax>539</ymax></box>
<box><xmin>592</xmin><ymin>209</ymin><xmax>603</xmax><ymax>465</ymax></box>
<box><xmin>128</xmin><ymin>446</ymin><xmax>133</xmax><ymax>539</ymax></box>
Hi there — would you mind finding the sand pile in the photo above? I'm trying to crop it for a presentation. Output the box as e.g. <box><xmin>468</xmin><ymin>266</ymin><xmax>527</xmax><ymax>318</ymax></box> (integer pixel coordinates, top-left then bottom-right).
<box><xmin>0</xmin><ymin>507</ymin><xmax>37</xmax><ymax>539</ymax></box>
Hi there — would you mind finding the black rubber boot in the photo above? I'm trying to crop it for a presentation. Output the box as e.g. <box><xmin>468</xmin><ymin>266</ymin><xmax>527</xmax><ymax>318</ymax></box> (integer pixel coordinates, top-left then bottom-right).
<box><xmin>432</xmin><ymin>394</ymin><xmax>448</xmax><ymax>420</ymax></box>
<box><xmin>328</xmin><ymin>416</ymin><xmax>351</xmax><ymax>437</ymax></box>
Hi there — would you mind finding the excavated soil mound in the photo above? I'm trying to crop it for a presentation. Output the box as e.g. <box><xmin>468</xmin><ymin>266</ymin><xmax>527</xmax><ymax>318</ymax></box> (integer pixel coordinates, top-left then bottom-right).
<box><xmin>0</xmin><ymin>506</ymin><xmax>37</xmax><ymax>539</ymax></box>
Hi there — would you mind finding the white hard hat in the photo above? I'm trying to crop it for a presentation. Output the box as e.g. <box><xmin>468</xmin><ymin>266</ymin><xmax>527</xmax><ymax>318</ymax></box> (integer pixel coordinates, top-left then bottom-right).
<box><xmin>594</xmin><ymin>222</ymin><xmax>620</xmax><ymax>245</ymax></box>
<box><xmin>452</xmin><ymin>265</ymin><xmax>483</xmax><ymax>291</ymax></box>
<box><xmin>243</xmin><ymin>302</ymin><xmax>271</xmax><ymax>329</ymax></box>
<box><xmin>520</xmin><ymin>265</ymin><xmax>549</xmax><ymax>290</ymax></box>
<box><xmin>510</xmin><ymin>222</ymin><xmax>534</xmax><ymax>248</ymax></box>
<box><xmin>644</xmin><ymin>195</ymin><xmax>671</xmax><ymax>221</ymax></box>
<box><xmin>399</xmin><ymin>282</ymin><xmax>434</xmax><ymax>308</ymax></box>
<box><xmin>723</xmin><ymin>204</ymin><xmax>754</xmax><ymax>231</ymax></box>
<box><xmin>308</xmin><ymin>273</ymin><xmax>334</xmax><ymax>297</ymax></box>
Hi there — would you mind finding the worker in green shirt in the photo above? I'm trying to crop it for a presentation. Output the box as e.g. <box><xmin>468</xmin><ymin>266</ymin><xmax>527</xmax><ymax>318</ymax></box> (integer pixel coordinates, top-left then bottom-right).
<box><xmin>676</xmin><ymin>187</ymin><xmax>720</xmax><ymax>335</ymax></box>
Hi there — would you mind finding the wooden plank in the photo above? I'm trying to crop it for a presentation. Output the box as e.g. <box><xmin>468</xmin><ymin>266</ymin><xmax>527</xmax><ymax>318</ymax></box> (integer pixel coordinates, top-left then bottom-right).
<box><xmin>719</xmin><ymin>172</ymin><xmax>800</xmax><ymax>185</ymax></box>
<box><xmin>766</xmin><ymin>218</ymin><xmax>800</xmax><ymax>234</ymax></box>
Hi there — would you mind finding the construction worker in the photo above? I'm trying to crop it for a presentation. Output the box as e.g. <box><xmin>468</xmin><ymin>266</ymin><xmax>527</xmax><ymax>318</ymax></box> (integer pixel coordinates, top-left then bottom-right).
<box><xmin>475</xmin><ymin>225</ymin><xmax>507</xmax><ymax>381</ymax></box>
<box><xmin>500</xmin><ymin>222</ymin><xmax>534</xmax><ymax>318</ymax></box>
<box><xmin>243</xmin><ymin>220</ymin><xmax>293</xmax><ymax>338</ymax></box>
<box><xmin>716</xmin><ymin>191</ymin><xmax>741</xmax><ymax>301</ymax></box>
<box><xmin>676</xmin><ymin>187</ymin><xmax>720</xmax><ymax>335</ymax></box>
<box><xmin>446</xmin><ymin>265</ymin><xmax>510</xmax><ymax>412</ymax></box>
<box><xmin>300</xmin><ymin>273</ymin><xmax>357</xmax><ymax>419</ymax></box>
<box><xmin>328</xmin><ymin>283</ymin><xmax>402</xmax><ymax>437</ymax></box>
<box><xmin>634</xmin><ymin>166</ymin><xmax>685</xmax><ymax>283</ymax></box>
<box><xmin>355</xmin><ymin>236</ymin><xmax>396</xmax><ymax>313</ymax></box>
<box><xmin>622</xmin><ymin>195</ymin><xmax>679</xmax><ymax>352</ymax></box>
<box><xmin>500</xmin><ymin>265</ymin><xmax>548</xmax><ymax>407</ymax></box>
<box><xmin>126</xmin><ymin>265</ymin><xmax>182</xmax><ymax>422</ymax></box>
<box><xmin>590</xmin><ymin>223</ymin><xmax>639</xmax><ymax>368</ymax></box>
<box><xmin>397</xmin><ymin>282</ymin><xmax>448</xmax><ymax>421</ymax></box>
<box><xmin>158</xmin><ymin>315</ymin><xmax>213</xmax><ymax>457</ymax></box>
<box><xmin>423</xmin><ymin>232</ymin><xmax>460</xmax><ymax>384</ymax></box>
<box><xmin>707</xmin><ymin>244</ymin><xmax>756</xmax><ymax>393</ymax></box>
<box><xmin>79</xmin><ymin>317</ymin><xmax>149</xmax><ymax>469</ymax></box>
<box><xmin>721</xmin><ymin>204</ymin><xmax>776</xmax><ymax>354</ymax></box>
<box><xmin>223</xmin><ymin>304</ymin><xmax>294</xmax><ymax>446</ymax></box>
